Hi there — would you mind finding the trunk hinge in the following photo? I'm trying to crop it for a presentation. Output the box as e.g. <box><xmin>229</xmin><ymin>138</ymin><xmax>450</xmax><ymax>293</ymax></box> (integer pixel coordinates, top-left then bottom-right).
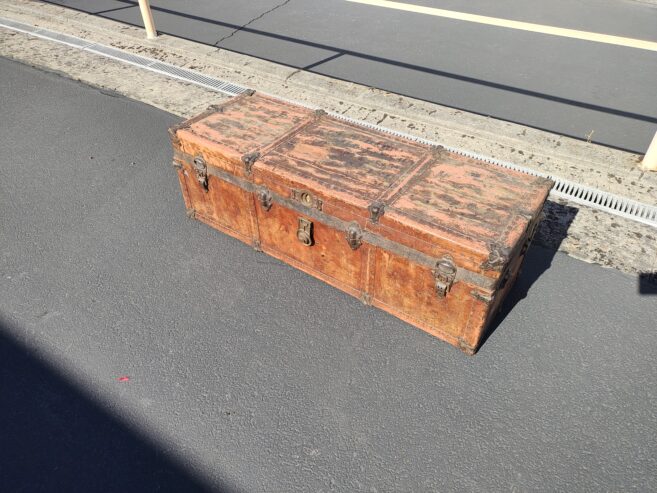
<box><xmin>520</xmin><ymin>217</ymin><xmax>541</xmax><ymax>256</ymax></box>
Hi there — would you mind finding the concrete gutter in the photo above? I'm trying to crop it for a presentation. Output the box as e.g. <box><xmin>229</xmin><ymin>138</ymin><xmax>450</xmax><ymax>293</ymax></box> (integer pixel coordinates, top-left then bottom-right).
<box><xmin>1</xmin><ymin>0</ymin><xmax>655</xmax><ymax>277</ymax></box>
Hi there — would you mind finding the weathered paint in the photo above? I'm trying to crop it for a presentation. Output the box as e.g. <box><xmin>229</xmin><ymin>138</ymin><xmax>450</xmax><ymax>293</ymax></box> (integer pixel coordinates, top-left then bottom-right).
<box><xmin>170</xmin><ymin>93</ymin><xmax>552</xmax><ymax>353</ymax></box>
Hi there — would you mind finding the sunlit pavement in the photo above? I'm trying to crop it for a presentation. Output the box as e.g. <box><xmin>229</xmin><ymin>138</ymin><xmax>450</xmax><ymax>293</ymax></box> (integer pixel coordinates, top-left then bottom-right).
<box><xmin>44</xmin><ymin>0</ymin><xmax>657</xmax><ymax>152</ymax></box>
<box><xmin>1</xmin><ymin>57</ymin><xmax>655</xmax><ymax>491</ymax></box>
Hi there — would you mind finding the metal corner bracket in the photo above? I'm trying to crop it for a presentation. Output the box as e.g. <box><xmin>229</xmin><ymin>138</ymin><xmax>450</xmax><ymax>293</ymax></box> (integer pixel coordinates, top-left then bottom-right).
<box><xmin>241</xmin><ymin>151</ymin><xmax>260</xmax><ymax>175</ymax></box>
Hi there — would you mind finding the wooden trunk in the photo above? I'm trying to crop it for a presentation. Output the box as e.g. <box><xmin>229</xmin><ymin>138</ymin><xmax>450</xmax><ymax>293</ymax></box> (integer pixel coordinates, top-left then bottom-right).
<box><xmin>169</xmin><ymin>92</ymin><xmax>553</xmax><ymax>354</ymax></box>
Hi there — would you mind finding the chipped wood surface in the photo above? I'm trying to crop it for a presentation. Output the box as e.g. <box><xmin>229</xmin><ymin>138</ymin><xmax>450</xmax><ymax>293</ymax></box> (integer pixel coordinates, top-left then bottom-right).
<box><xmin>171</xmin><ymin>93</ymin><xmax>551</xmax><ymax>353</ymax></box>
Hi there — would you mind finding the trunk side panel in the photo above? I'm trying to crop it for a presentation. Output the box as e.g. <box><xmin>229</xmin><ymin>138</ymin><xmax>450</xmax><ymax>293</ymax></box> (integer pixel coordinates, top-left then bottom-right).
<box><xmin>174</xmin><ymin>167</ymin><xmax>193</xmax><ymax>212</ymax></box>
<box><xmin>461</xmin><ymin>213</ymin><xmax>545</xmax><ymax>352</ymax></box>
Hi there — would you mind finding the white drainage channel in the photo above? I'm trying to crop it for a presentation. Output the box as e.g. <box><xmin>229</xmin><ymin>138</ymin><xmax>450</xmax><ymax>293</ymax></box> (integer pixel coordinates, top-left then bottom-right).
<box><xmin>2</xmin><ymin>17</ymin><xmax>656</xmax><ymax>229</ymax></box>
<box><xmin>0</xmin><ymin>17</ymin><xmax>249</xmax><ymax>95</ymax></box>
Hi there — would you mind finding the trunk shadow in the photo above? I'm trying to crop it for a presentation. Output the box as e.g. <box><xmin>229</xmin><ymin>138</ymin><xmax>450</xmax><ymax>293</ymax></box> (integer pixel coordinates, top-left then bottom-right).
<box><xmin>479</xmin><ymin>200</ymin><xmax>579</xmax><ymax>350</ymax></box>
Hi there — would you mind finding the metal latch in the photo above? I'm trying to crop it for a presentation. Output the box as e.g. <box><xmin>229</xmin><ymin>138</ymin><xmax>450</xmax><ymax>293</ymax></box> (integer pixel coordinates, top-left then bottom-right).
<box><xmin>256</xmin><ymin>187</ymin><xmax>273</xmax><ymax>211</ymax></box>
<box><xmin>297</xmin><ymin>218</ymin><xmax>313</xmax><ymax>246</ymax></box>
<box><xmin>193</xmin><ymin>155</ymin><xmax>208</xmax><ymax>191</ymax></box>
<box><xmin>433</xmin><ymin>256</ymin><xmax>457</xmax><ymax>298</ymax></box>
<box><xmin>292</xmin><ymin>189</ymin><xmax>323</xmax><ymax>211</ymax></box>
<box><xmin>345</xmin><ymin>222</ymin><xmax>363</xmax><ymax>250</ymax></box>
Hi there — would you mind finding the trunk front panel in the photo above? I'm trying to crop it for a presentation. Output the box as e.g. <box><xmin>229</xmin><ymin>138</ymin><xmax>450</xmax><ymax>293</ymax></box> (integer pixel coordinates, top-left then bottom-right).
<box><xmin>255</xmin><ymin>200</ymin><xmax>367</xmax><ymax>293</ymax></box>
<box><xmin>371</xmin><ymin>248</ymin><xmax>484</xmax><ymax>348</ymax></box>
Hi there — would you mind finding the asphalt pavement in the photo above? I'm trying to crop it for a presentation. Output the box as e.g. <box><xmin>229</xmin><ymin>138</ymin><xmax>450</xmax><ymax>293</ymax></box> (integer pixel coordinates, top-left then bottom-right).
<box><xmin>1</xmin><ymin>57</ymin><xmax>656</xmax><ymax>492</ymax></box>
<box><xmin>43</xmin><ymin>0</ymin><xmax>657</xmax><ymax>153</ymax></box>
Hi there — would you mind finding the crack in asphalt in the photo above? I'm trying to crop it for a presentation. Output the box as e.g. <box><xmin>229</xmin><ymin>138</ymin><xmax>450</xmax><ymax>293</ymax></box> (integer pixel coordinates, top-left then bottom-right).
<box><xmin>213</xmin><ymin>0</ymin><xmax>292</xmax><ymax>47</ymax></box>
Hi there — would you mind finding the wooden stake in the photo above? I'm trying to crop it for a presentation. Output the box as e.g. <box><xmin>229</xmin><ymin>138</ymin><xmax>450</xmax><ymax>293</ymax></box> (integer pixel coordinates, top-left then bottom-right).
<box><xmin>137</xmin><ymin>0</ymin><xmax>157</xmax><ymax>39</ymax></box>
<box><xmin>642</xmin><ymin>131</ymin><xmax>657</xmax><ymax>171</ymax></box>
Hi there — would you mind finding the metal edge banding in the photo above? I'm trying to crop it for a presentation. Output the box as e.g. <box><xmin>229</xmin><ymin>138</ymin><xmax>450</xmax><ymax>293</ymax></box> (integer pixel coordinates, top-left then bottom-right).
<box><xmin>3</xmin><ymin>17</ymin><xmax>655</xmax><ymax>228</ymax></box>
<box><xmin>174</xmin><ymin>150</ymin><xmax>497</xmax><ymax>291</ymax></box>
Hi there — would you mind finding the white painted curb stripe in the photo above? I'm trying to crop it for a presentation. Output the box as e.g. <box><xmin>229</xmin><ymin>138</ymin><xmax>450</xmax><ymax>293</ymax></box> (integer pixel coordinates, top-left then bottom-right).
<box><xmin>346</xmin><ymin>0</ymin><xmax>657</xmax><ymax>52</ymax></box>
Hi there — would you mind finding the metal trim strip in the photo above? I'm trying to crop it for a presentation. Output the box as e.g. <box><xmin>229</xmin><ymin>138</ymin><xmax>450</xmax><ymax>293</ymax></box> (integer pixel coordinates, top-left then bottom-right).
<box><xmin>173</xmin><ymin>149</ymin><xmax>498</xmax><ymax>291</ymax></box>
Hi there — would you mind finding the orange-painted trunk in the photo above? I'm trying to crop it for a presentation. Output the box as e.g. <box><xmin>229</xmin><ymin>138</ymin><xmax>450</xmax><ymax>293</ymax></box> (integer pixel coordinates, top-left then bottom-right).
<box><xmin>169</xmin><ymin>92</ymin><xmax>553</xmax><ymax>354</ymax></box>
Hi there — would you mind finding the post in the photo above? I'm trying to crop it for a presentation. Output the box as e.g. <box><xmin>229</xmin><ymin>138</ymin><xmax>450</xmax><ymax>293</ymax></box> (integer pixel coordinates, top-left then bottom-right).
<box><xmin>137</xmin><ymin>0</ymin><xmax>157</xmax><ymax>39</ymax></box>
<box><xmin>642</xmin><ymin>131</ymin><xmax>657</xmax><ymax>171</ymax></box>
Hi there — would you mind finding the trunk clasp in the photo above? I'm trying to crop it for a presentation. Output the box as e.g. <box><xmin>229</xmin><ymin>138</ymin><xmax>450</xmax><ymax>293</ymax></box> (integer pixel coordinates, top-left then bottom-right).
<box><xmin>345</xmin><ymin>222</ymin><xmax>363</xmax><ymax>250</ymax></box>
<box><xmin>433</xmin><ymin>256</ymin><xmax>457</xmax><ymax>298</ymax></box>
<box><xmin>297</xmin><ymin>218</ymin><xmax>314</xmax><ymax>247</ymax></box>
<box><xmin>193</xmin><ymin>155</ymin><xmax>208</xmax><ymax>191</ymax></box>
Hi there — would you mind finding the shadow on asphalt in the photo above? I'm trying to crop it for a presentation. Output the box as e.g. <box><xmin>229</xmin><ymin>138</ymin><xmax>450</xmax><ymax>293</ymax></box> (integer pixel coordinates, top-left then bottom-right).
<box><xmin>480</xmin><ymin>201</ymin><xmax>578</xmax><ymax>349</ymax></box>
<box><xmin>638</xmin><ymin>272</ymin><xmax>657</xmax><ymax>295</ymax></box>
<box><xmin>0</xmin><ymin>320</ymin><xmax>227</xmax><ymax>493</ymax></box>
<box><xmin>42</xmin><ymin>0</ymin><xmax>656</xmax><ymax>153</ymax></box>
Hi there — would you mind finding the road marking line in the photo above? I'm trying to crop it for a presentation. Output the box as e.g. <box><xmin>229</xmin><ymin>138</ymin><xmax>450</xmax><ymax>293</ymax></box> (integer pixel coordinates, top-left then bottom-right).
<box><xmin>346</xmin><ymin>0</ymin><xmax>657</xmax><ymax>52</ymax></box>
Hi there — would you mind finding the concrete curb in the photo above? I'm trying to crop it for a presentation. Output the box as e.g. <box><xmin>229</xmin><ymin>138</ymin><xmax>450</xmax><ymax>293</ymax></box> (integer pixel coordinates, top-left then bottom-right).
<box><xmin>3</xmin><ymin>0</ymin><xmax>655</xmax><ymax>201</ymax></box>
<box><xmin>1</xmin><ymin>0</ymin><xmax>656</xmax><ymax>277</ymax></box>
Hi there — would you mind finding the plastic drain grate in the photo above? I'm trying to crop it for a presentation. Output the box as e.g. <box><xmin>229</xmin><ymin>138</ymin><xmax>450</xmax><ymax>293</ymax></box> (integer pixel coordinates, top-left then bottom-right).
<box><xmin>84</xmin><ymin>43</ymin><xmax>157</xmax><ymax>67</ymax></box>
<box><xmin>147</xmin><ymin>61</ymin><xmax>248</xmax><ymax>94</ymax></box>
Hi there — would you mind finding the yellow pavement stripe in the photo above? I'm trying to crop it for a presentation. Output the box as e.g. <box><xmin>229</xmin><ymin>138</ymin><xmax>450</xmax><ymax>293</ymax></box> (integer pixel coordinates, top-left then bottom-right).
<box><xmin>346</xmin><ymin>0</ymin><xmax>657</xmax><ymax>52</ymax></box>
